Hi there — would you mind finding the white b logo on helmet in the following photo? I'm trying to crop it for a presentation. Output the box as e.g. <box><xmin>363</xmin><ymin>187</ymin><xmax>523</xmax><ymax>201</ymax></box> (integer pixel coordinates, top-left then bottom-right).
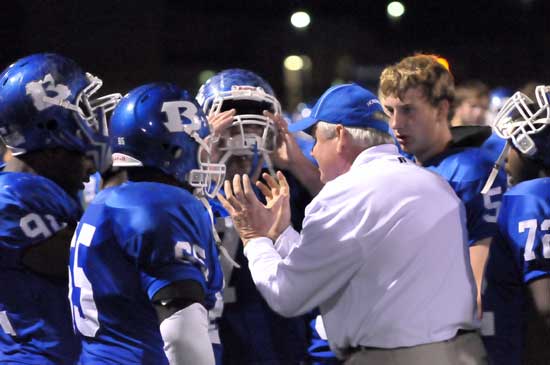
<box><xmin>161</xmin><ymin>101</ymin><xmax>202</xmax><ymax>135</ymax></box>
<box><xmin>25</xmin><ymin>74</ymin><xmax>72</xmax><ymax>111</ymax></box>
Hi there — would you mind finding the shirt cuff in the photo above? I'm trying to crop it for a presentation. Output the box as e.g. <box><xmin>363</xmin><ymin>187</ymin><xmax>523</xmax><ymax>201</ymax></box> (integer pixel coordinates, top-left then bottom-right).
<box><xmin>243</xmin><ymin>237</ymin><xmax>274</xmax><ymax>259</ymax></box>
<box><xmin>274</xmin><ymin>226</ymin><xmax>300</xmax><ymax>258</ymax></box>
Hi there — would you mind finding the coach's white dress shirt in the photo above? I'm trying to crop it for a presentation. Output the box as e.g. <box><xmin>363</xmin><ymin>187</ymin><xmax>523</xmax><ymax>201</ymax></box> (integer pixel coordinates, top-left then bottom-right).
<box><xmin>244</xmin><ymin>144</ymin><xmax>477</xmax><ymax>358</ymax></box>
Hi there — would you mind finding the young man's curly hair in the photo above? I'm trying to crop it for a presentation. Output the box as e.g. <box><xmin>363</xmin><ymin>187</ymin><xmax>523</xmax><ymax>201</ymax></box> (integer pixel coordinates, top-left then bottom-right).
<box><xmin>379</xmin><ymin>54</ymin><xmax>455</xmax><ymax>117</ymax></box>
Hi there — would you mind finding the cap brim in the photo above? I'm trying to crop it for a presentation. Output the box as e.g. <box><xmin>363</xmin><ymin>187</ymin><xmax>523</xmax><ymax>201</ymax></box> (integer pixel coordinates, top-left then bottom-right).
<box><xmin>288</xmin><ymin>116</ymin><xmax>318</xmax><ymax>133</ymax></box>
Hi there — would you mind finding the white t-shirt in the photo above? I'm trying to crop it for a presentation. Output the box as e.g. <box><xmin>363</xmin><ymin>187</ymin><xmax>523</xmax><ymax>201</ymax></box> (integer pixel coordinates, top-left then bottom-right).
<box><xmin>244</xmin><ymin>144</ymin><xmax>477</xmax><ymax>358</ymax></box>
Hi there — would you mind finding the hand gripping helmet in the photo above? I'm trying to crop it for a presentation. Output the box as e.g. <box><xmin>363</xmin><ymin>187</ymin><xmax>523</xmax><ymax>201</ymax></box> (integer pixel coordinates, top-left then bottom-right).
<box><xmin>0</xmin><ymin>53</ymin><xmax>122</xmax><ymax>172</ymax></box>
<box><xmin>196</xmin><ymin>68</ymin><xmax>281</xmax><ymax>172</ymax></box>
<box><xmin>109</xmin><ymin>83</ymin><xmax>225</xmax><ymax>197</ymax></box>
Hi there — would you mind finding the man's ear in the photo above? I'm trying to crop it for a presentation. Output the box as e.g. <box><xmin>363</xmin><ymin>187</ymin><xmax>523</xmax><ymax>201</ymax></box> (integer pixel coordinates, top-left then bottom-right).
<box><xmin>437</xmin><ymin>99</ymin><xmax>451</xmax><ymax>122</ymax></box>
<box><xmin>336</xmin><ymin>124</ymin><xmax>348</xmax><ymax>154</ymax></box>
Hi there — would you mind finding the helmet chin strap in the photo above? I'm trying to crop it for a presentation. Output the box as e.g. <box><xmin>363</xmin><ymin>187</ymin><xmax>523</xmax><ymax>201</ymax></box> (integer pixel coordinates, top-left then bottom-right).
<box><xmin>198</xmin><ymin>196</ymin><xmax>241</xmax><ymax>270</ymax></box>
<box><xmin>248</xmin><ymin>143</ymin><xmax>261</xmax><ymax>176</ymax></box>
<box><xmin>481</xmin><ymin>142</ymin><xmax>510</xmax><ymax>194</ymax></box>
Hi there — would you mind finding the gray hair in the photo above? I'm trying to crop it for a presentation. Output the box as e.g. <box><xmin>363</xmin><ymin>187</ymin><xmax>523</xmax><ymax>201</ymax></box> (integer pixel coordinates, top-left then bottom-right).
<box><xmin>316</xmin><ymin>113</ymin><xmax>394</xmax><ymax>149</ymax></box>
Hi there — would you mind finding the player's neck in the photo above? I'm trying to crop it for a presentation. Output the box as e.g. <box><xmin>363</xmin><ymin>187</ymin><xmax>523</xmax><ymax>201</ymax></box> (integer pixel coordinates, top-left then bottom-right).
<box><xmin>416</xmin><ymin>127</ymin><xmax>452</xmax><ymax>164</ymax></box>
<box><xmin>127</xmin><ymin>167</ymin><xmax>192</xmax><ymax>191</ymax></box>
<box><xmin>3</xmin><ymin>157</ymin><xmax>37</xmax><ymax>174</ymax></box>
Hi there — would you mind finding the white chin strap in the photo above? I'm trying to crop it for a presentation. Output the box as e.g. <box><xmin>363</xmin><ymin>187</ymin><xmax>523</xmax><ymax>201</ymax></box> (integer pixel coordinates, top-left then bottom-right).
<box><xmin>198</xmin><ymin>196</ymin><xmax>241</xmax><ymax>270</ymax></box>
<box><xmin>481</xmin><ymin>142</ymin><xmax>510</xmax><ymax>194</ymax></box>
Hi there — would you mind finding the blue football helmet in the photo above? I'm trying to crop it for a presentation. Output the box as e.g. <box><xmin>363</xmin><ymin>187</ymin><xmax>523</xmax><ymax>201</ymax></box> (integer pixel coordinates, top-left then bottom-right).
<box><xmin>196</xmin><ymin>68</ymin><xmax>281</xmax><ymax>172</ymax></box>
<box><xmin>0</xmin><ymin>53</ymin><xmax>121</xmax><ymax>172</ymax></box>
<box><xmin>492</xmin><ymin>85</ymin><xmax>550</xmax><ymax>168</ymax></box>
<box><xmin>110</xmin><ymin>83</ymin><xmax>225</xmax><ymax>197</ymax></box>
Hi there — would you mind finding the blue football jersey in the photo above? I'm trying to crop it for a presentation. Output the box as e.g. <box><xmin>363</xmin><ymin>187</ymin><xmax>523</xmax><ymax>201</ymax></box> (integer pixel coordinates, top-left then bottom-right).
<box><xmin>424</xmin><ymin>147</ymin><xmax>506</xmax><ymax>246</ymax></box>
<box><xmin>482</xmin><ymin>178</ymin><xmax>550</xmax><ymax>365</ymax></box>
<box><xmin>0</xmin><ymin>172</ymin><xmax>81</xmax><ymax>365</ymax></box>
<box><xmin>68</xmin><ymin>181</ymin><xmax>223</xmax><ymax>364</ymax></box>
<box><xmin>78</xmin><ymin>171</ymin><xmax>102</xmax><ymax>209</ymax></box>
<box><xmin>216</xmin><ymin>177</ymin><xmax>310</xmax><ymax>365</ymax></box>
<box><xmin>481</xmin><ymin>132</ymin><xmax>507</xmax><ymax>163</ymax></box>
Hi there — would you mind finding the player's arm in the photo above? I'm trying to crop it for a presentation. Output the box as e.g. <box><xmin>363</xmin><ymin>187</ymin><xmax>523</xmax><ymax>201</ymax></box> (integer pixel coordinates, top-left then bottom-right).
<box><xmin>285</xmin><ymin>153</ymin><xmax>323</xmax><ymax>196</ymax></box>
<box><xmin>469</xmin><ymin>237</ymin><xmax>492</xmax><ymax>319</ymax></box>
<box><xmin>21</xmin><ymin>224</ymin><xmax>75</xmax><ymax>279</ymax></box>
<box><xmin>524</xmin><ymin>276</ymin><xmax>550</xmax><ymax>364</ymax></box>
<box><xmin>266</xmin><ymin>111</ymin><xmax>324</xmax><ymax>196</ymax></box>
<box><xmin>152</xmin><ymin>280</ymin><xmax>214</xmax><ymax>365</ymax></box>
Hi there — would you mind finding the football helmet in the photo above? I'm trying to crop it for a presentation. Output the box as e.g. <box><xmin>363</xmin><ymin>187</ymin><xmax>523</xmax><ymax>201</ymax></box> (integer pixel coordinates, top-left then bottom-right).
<box><xmin>482</xmin><ymin>85</ymin><xmax>550</xmax><ymax>193</ymax></box>
<box><xmin>196</xmin><ymin>69</ymin><xmax>281</xmax><ymax>172</ymax></box>
<box><xmin>110</xmin><ymin>83</ymin><xmax>225</xmax><ymax>197</ymax></box>
<box><xmin>492</xmin><ymin>85</ymin><xmax>550</xmax><ymax>167</ymax></box>
<box><xmin>0</xmin><ymin>53</ymin><xmax>121</xmax><ymax>172</ymax></box>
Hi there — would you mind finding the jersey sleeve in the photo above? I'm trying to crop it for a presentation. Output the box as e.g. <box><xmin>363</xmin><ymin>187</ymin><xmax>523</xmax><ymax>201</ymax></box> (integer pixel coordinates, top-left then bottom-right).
<box><xmin>0</xmin><ymin>173</ymin><xmax>80</xmax><ymax>258</ymax></box>
<box><xmin>499</xmin><ymin>193</ymin><xmax>550</xmax><ymax>284</ymax></box>
<box><xmin>117</xmin><ymin>196</ymin><xmax>222</xmax><ymax>302</ymax></box>
<box><xmin>452</xmin><ymin>168</ymin><xmax>506</xmax><ymax>246</ymax></box>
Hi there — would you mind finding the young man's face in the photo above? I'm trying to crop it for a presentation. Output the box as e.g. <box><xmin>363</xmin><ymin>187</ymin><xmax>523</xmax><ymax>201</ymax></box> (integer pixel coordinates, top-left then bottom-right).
<box><xmin>214</xmin><ymin>124</ymin><xmax>272</xmax><ymax>182</ymax></box>
<box><xmin>505</xmin><ymin>146</ymin><xmax>540</xmax><ymax>186</ymax></box>
<box><xmin>381</xmin><ymin>86</ymin><xmax>447</xmax><ymax>162</ymax></box>
<box><xmin>46</xmin><ymin>148</ymin><xmax>95</xmax><ymax>197</ymax></box>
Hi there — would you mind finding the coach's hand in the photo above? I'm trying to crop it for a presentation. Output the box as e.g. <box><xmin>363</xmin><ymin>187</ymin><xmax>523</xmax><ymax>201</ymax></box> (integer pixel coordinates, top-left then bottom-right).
<box><xmin>218</xmin><ymin>172</ymin><xmax>291</xmax><ymax>246</ymax></box>
<box><xmin>256</xmin><ymin>171</ymin><xmax>291</xmax><ymax>241</ymax></box>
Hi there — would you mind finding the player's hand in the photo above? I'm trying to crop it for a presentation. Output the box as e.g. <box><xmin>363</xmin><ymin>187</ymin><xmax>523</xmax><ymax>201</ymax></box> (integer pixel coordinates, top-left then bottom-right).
<box><xmin>206</xmin><ymin>109</ymin><xmax>235</xmax><ymax>161</ymax></box>
<box><xmin>265</xmin><ymin>111</ymin><xmax>304</xmax><ymax>171</ymax></box>
<box><xmin>217</xmin><ymin>173</ymin><xmax>289</xmax><ymax>246</ymax></box>
<box><xmin>256</xmin><ymin>171</ymin><xmax>291</xmax><ymax>241</ymax></box>
<box><xmin>208</xmin><ymin>109</ymin><xmax>235</xmax><ymax>136</ymax></box>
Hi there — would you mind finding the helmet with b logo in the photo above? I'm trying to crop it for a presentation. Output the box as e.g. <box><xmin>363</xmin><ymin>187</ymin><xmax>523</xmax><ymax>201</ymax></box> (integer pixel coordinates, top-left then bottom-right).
<box><xmin>110</xmin><ymin>83</ymin><xmax>225</xmax><ymax>197</ymax></box>
<box><xmin>0</xmin><ymin>53</ymin><xmax>121</xmax><ymax>172</ymax></box>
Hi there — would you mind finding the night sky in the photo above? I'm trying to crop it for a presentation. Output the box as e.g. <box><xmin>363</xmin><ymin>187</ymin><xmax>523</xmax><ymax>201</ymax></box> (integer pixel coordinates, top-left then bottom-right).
<box><xmin>0</xmin><ymin>0</ymin><xmax>548</xmax><ymax>110</ymax></box>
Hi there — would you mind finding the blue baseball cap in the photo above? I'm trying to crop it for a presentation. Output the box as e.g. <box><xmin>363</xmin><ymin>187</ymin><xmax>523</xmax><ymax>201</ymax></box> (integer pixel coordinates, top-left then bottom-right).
<box><xmin>288</xmin><ymin>83</ymin><xmax>390</xmax><ymax>134</ymax></box>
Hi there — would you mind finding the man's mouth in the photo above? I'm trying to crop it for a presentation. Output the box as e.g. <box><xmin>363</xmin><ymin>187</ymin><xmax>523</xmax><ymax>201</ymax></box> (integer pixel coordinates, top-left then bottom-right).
<box><xmin>395</xmin><ymin>134</ymin><xmax>409</xmax><ymax>145</ymax></box>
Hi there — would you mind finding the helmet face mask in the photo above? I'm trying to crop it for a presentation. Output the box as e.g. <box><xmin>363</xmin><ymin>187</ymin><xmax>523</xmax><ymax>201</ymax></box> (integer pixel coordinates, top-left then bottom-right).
<box><xmin>493</xmin><ymin>86</ymin><xmax>550</xmax><ymax>158</ymax></box>
<box><xmin>217</xmin><ymin>115</ymin><xmax>278</xmax><ymax>157</ymax></box>
<box><xmin>196</xmin><ymin>70</ymin><xmax>281</xmax><ymax>175</ymax></box>
<box><xmin>110</xmin><ymin>83</ymin><xmax>225</xmax><ymax>198</ymax></box>
<box><xmin>0</xmin><ymin>54</ymin><xmax>122</xmax><ymax>172</ymax></box>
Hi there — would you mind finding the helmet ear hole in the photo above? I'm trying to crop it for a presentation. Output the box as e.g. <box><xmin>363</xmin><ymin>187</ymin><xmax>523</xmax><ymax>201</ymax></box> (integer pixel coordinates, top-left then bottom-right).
<box><xmin>171</xmin><ymin>146</ymin><xmax>182</xmax><ymax>159</ymax></box>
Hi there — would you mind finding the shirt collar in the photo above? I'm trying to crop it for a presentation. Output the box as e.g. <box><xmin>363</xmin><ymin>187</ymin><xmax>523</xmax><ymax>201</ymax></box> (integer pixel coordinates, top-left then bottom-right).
<box><xmin>350</xmin><ymin>144</ymin><xmax>400</xmax><ymax>170</ymax></box>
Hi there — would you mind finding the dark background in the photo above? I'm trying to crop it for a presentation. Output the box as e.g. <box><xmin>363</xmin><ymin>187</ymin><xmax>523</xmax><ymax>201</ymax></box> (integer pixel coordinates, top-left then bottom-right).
<box><xmin>1</xmin><ymin>0</ymin><xmax>548</xmax><ymax>110</ymax></box>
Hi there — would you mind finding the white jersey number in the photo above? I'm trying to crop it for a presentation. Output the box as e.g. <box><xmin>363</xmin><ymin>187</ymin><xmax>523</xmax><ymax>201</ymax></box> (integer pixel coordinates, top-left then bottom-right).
<box><xmin>519</xmin><ymin>219</ymin><xmax>550</xmax><ymax>261</ymax></box>
<box><xmin>482</xmin><ymin>186</ymin><xmax>502</xmax><ymax>223</ymax></box>
<box><xmin>20</xmin><ymin>213</ymin><xmax>66</xmax><ymax>239</ymax></box>
<box><xmin>68</xmin><ymin>223</ymin><xmax>100</xmax><ymax>337</ymax></box>
<box><xmin>0</xmin><ymin>311</ymin><xmax>16</xmax><ymax>336</ymax></box>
